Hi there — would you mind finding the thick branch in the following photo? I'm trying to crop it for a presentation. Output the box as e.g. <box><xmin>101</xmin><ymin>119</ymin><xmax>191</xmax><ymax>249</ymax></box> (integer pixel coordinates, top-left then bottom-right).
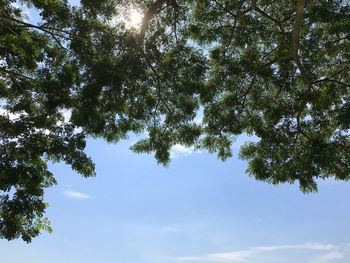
<box><xmin>291</xmin><ymin>0</ymin><xmax>305</xmax><ymax>56</ymax></box>
<box><xmin>290</xmin><ymin>0</ymin><xmax>312</xmax><ymax>91</ymax></box>
<box><xmin>283</xmin><ymin>0</ymin><xmax>313</xmax><ymax>143</ymax></box>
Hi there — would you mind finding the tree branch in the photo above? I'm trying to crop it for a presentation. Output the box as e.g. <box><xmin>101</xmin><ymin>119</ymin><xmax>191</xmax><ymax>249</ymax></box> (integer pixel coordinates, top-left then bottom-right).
<box><xmin>313</xmin><ymin>78</ymin><xmax>350</xmax><ymax>87</ymax></box>
<box><xmin>312</xmin><ymin>67</ymin><xmax>349</xmax><ymax>85</ymax></box>
<box><xmin>142</xmin><ymin>52</ymin><xmax>174</xmax><ymax>115</ymax></box>
<box><xmin>3</xmin><ymin>15</ymin><xmax>71</xmax><ymax>35</ymax></box>
<box><xmin>290</xmin><ymin>0</ymin><xmax>312</xmax><ymax>90</ymax></box>
<box><xmin>253</xmin><ymin>54</ymin><xmax>292</xmax><ymax>72</ymax></box>
<box><xmin>138</xmin><ymin>0</ymin><xmax>169</xmax><ymax>47</ymax></box>
<box><xmin>2</xmin><ymin>16</ymin><xmax>68</xmax><ymax>49</ymax></box>
<box><xmin>251</xmin><ymin>0</ymin><xmax>285</xmax><ymax>33</ymax></box>
<box><xmin>0</xmin><ymin>67</ymin><xmax>33</xmax><ymax>80</ymax></box>
<box><xmin>287</xmin><ymin>0</ymin><xmax>313</xmax><ymax>143</ymax></box>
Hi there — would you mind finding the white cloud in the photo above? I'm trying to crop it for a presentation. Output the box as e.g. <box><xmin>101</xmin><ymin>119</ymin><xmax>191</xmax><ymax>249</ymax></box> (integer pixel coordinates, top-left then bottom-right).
<box><xmin>64</xmin><ymin>190</ymin><xmax>91</xmax><ymax>200</ymax></box>
<box><xmin>10</xmin><ymin>2</ymin><xmax>20</xmax><ymax>9</ymax></box>
<box><xmin>0</xmin><ymin>108</ymin><xmax>52</xmax><ymax>135</ymax></box>
<box><xmin>10</xmin><ymin>2</ymin><xmax>31</xmax><ymax>21</ymax></box>
<box><xmin>58</xmin><ymin>109</ymin><xmax>83</xmax><ymax>133</ymax></box>
<box><xmin>21</xmin><ymin>10</ymin><xmax>30</xmax><ymax>21</ymax></box>
<box><xmin>170</xmin><ymin>144</ymin><xmax>202</xmax><ymax>159</ymax></box>
<box><xmin>0</xmin><ymin>108</ymin><xmax>25</xmax><ymax>121</ymax></box>
<box><xmin>0</xmin><ymin>59</ymin><xmax>5</xmax><ymax>68</ymax></box>
<box><xmin>176</xmin><ymin>242</ymin><xmax>347</xmax><ymax>263</ymax></box>
<box><xmin>60</xmin><ymin>109</ymin><xmax>72</xmax><ymax>123</ymax></box>
<box><xmin>194</xmin><ymin>115</ymin><xmax>203</xmax><ymax>125</ymax></box>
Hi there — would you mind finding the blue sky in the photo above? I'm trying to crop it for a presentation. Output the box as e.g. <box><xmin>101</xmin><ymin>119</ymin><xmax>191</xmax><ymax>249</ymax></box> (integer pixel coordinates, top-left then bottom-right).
<box><xmin>2</xmin><ymin>2</ymin><xmax>350</xmax><ymax>262</ymax></box>
<box><xmin>1</xmin><ymin>134</ymin><xmax>350</xmax><ymax>263</ymax></box>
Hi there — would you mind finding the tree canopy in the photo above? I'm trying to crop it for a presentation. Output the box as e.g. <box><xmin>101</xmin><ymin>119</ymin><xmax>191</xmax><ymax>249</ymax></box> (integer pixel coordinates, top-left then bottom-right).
<box><xmin>1</xmin><ymin>0</ymin><xmax>349</xmax><ymax>242</ymax></box>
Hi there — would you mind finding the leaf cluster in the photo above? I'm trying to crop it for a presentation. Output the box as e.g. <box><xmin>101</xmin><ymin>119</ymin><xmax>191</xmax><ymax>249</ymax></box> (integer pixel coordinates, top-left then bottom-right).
<box><xmin>1</xmin><ymin>0</ymin><xmax>350</xmax><ymax>241</ymax></box>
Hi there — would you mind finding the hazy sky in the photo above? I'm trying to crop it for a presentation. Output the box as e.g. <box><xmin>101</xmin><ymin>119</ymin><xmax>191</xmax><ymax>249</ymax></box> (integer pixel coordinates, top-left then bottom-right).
<box><xmin>1</xmin><ymin>134</ymin><xmax>350</xmax><ymax>263</ymax></box>
<box><xmin>2</xmin><ymin>2</ymin><xmax>350</xmax><ymax>262</ymax></box>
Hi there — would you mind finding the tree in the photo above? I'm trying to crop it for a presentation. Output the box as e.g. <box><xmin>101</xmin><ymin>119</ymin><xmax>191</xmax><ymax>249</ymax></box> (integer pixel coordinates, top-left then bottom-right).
<box><xmin>190</xmin><ymin>0</ymin><xmax>350</xmax><ymax>192</ymax></box>
<box><xmin>0</xmin><ymin>0</ymin><xmax>349</xmax><ymax>242</ymax></box>
<box><xmin>0</xmin><ymin>0</ymin><xmax>96</xmax><ymax>242</ymax></box>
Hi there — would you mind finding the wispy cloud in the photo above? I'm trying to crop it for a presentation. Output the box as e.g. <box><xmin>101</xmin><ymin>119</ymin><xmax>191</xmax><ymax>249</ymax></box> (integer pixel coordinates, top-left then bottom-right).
<box><xmin>64</xmin><ymin>190</ymin><xmax>91</xmax><ymax>200</ymax></box>
<box><xmin>176</xmin><ymin>242</ymin><xmax>346</xmax><ymax>263</ymax></box>
<box><xmin>312</xmin><ymin>251</ymin><xmax>344</xmax><ymax>263</ymax></box>
<box><xmin>254</xmin><ymin>243</ymin><xmax>339</xmax><ymax>251</ymax></box>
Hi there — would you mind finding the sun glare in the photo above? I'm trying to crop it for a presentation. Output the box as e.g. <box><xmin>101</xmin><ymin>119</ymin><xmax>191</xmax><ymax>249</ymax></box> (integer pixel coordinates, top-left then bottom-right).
<box><xmin>128</xmin><ymin>9</ymin><xmax>143</xmax><ymax>28</ymax></box>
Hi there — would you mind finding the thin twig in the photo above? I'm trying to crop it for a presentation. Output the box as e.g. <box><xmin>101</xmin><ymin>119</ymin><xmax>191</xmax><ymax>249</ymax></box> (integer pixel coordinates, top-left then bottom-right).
<box><xmin>0</xmin><ymin>67</ymin><xmax>32</xmax><ymax>80</ymax></box>
<box><xmin>3</xmin><ymin>16</ymin><xmax>68</xmax><ymax>49</ymax></box>
<box><xmin>251</xmin><ymin>0</ymin><xmax>285</xmax><ymax>33</ymax></box>
<box><xmin>253</xmin><ymin>54</ymin><xmax>292</xmax><ymax>72</ymax></box>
